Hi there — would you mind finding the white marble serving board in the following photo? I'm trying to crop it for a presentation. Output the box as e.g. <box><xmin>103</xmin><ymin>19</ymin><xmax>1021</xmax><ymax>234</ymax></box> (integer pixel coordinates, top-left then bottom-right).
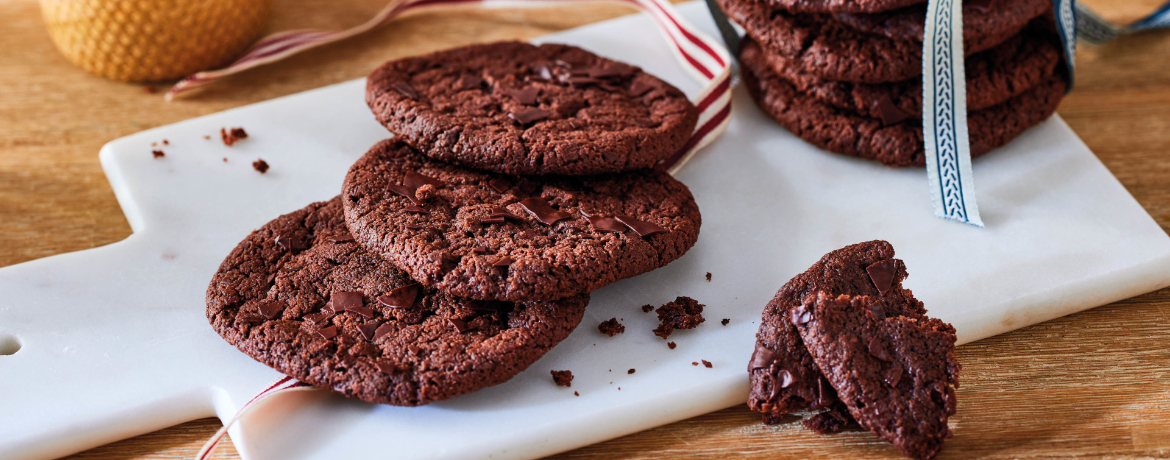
<box><xmin>3</xmin><ymin>2</ymin><xmax>1170</xmax><ymax>459</ymax></box>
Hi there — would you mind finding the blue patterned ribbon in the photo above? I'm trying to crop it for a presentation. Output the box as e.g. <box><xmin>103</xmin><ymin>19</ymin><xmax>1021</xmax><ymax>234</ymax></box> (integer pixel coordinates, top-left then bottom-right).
<box><xmin>703</xmin><ymin>0</ymin><xmax>1170</xmax><ymax>226</ymax></box>
<box><xmin>923</xmin><ymin>0</ymin><xmax>980</xmax><ymax>226</ymax></box>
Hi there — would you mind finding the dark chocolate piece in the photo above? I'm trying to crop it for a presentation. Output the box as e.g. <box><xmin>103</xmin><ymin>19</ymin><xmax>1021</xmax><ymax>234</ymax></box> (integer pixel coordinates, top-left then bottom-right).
<box><xmin>587</xmin><ymin>215</ymin><xmax>627</xmax><ymax>233</ymax></box>
<box><xmin>457</xmin><ymin>74</ymin><xmax>483</xmax><ymax>90</ymax></box>
<box><xmin>316</xmin><ymin>325</ymin><xmax>339</xmax><ymax>340</ymax></box>
<box><xmin>505</xmin><ymin>87</ymin><xmax>540</xmax><ymax>105</ymax></box>
<box><xmin>615</xmin><ymin>215</ymin><xmax>668</xmax><ymax>237</ymax></box>
<box><xmin>875</xmin><ymin>95</ymin><xmax>910</xmax><ymax>126</ymax></box>
<box><xmin>358</xmin><ymin>322</ymin><xmax>381</xmax><ymax>341</ymax></box>
<box><xmin>508</xmin><ymin>107</ymin><xmax>553</xmax><ymax>125</ymax></box>
<box><xmin>393</xmin><ymin>82</ymin><xmax>419</xmax><ymax>99</ymax></box>
<box><xmin>489</xmin><ymin>177</ymin><xmax>512</xmax><ymax>193</ymax></box>
<box><xmin>866</xmin><ymin>259</ymin><xmax>899</xmax><ymax>296</ymax></box>
<box><xmin>346</xmin><ymin>305</ymin><xmax>375</xmax><ymax>319</ymax></box>
<box><xmin>628</xmin><ymin>81</ymin><xmax>654</xmax><ymax>97</ymax></box>
<box><xmin>404</xmin><ymin>171</ymin><xmax>444</xmax><ymax>190</ymax></box>
<box><xmin>332</xmin><ymin>291</ymin><xmax>363</xmax><ymax>312</ymax></box>
<box><xmin>448</xmin><ymin>317</ymin><xmax>470</xmax><ymax>333</ymax></box>
<box><xmin>493</xmin><ymin>256</ymin><xmax>514</xmax><ymax>268</ymax></box>
<box><xmin>519</xmin><ymin>197</ymin><xmax>571</xmax><ymax>225</ymax></box>
<box><xmin>378</xmin><ymin>284</ymin><xmax>420</xmax><ymax>309</ymax></box>
<box><xmin>256</xmin><ymin>301</ymin><xmax>285</xmax><ymax>319</ymax></box>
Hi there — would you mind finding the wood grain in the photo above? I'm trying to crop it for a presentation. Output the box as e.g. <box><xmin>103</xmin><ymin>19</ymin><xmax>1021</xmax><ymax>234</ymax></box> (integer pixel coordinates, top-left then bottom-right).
<box><xmin>1</xmin><ymin>0</ymin><xmax>1167</xmax><ymax>458</ymax></box>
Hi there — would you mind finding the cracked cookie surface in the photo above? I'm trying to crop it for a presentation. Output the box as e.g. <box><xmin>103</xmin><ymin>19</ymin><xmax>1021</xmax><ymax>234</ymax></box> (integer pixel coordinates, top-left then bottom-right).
<box><xmin>341</xmin><ymin>139</ymin><xmax>701</xmax><ymax>302</ymax></box>
<box><xmin>206</xmin><ymin>197</ymin><xmax>588</xmax><ymax>406</ymax></box>
<box><xmin>365</xmin><ymin>41</ymin><xmax>698</xmax><ymax>176</ymax></box>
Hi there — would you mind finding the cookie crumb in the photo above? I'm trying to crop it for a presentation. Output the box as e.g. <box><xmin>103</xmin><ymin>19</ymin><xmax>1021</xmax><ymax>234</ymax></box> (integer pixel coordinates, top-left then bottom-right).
<box><xmin>221</xmin><ymin>127</ymin><xmax>248</xmax><ymax>146</ymax></box>
<box><xmin>598</xmin><ymin>318</ymin><xmax>625</xmax><ymax>336</ymax></box>
<box><xmin>204</xmin><ymin>135</ymin><xmax>211</xmax><ymax>140</ymax></box>
<box><xmin>252</xmin><ymin>159</ymin><xmax>269</xmax><ymax>173</ymax></box>
<box><xmin>706</xmin><ymin>272</ymin><xmax>712</xmax><ymax>282</ymax></box>
<box><xmin>702</xmin><ymin>360</ymin><xmax>712</xmax><ymax>368</ymax></box>
<box><xmin>628</xmin><ymin>368</ymin><xmax>636</xmax><ymax>374</ymax></box>
<box><xmin>162</xmin><ymin>139</ymin><xmax>169</xmax><ymax>145</ymax></box>
<box><xmin>641</xmin><ymin>304</ymin><xmax>653</xmax><ymax>313</ymax></box>
<box><xmin>574</xmin><ymin>391</ymin><xmax>579</xmax><ymax>396</ymax></box>
<box><xmin>223</xmin><ymin>157</ymin><xmax>228</xmax><ymax>163</ymax></box>
<box><xmin>692</xmin><ymin>362</ymin><xmax>698</xmax><ymax>366</ymax></box>
<box><xmin>668</xmin><ymin>341</ymin><xmax>677</xmax><ymax>349</ymax></box>
<box><xmin>151</xmin><ymin>150</ymin><xmax>165</xmax><ymax>158</ymax></box>
<box><xmin>721</xmin><ymin>318</ymin><xmax>730</xmax><ymax>326</ymax></box>
<box><xmin>652</xmin><ymin>296</ymin><xmax>705</xmax><ymax>339</ymax></box>
<box><xmin>551</xmin><ymin>370</ymin><xmax>573</xmax><ymax>387</ymax></box>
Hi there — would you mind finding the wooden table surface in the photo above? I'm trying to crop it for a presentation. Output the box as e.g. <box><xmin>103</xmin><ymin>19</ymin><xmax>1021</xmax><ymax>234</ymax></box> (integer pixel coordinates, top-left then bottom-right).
<box><xmin>3</xmin><ymin>0</ymin><xmax>1169</xmax><ymax>458</ymax></box>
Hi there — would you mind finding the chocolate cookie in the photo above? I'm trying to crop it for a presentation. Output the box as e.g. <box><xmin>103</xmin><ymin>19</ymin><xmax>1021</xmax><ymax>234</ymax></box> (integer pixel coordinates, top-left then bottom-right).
<box><xmin>764</xmin><ymin>27</ymin><xmax>1062</xmax><ymax>119</ymax></box>
<box><xmin>796</xmin><ymin>292</ymin><xmax>960</xmax><ymax>460</ymax></box>
<box><xmin>747</xmin><ymin>240</ymin><xmax>925</xmax><ymax>421</ymax></box>
<box><xmin>342</xmin><ymin>139</ymin><xmax>701</xmax><ymax>302</ymax></box>
<box><xmin>206</xmin><ymin>197</ymin><xmax>588</xmax><ymax>406</ymax></box>
<box><xmin>719</xmin><ymin>0</ymin><xmax>1030</xmax><ymax>83</ymax></box>
<box><xmin>762</xmin><ymin>0</ymin><xmax>922</xmax><ymax>14</ymax></box>
<box><xmin>833</xmin><ymin>0</ymin><xmax>1051</xmax><ymax>51</ymax></box>
<box><xmin>365</xmin><ymin>41</ymin><xmax>698</xmax><ymax>176</ymax></box>
<box><xmin>740</xmin><ymin>39</ymin><xmax>1066</xmax><ymax>167</ymax></box>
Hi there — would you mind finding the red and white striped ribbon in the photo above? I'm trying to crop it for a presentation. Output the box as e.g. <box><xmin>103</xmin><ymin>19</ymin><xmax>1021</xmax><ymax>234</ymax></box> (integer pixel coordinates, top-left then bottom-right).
<box><xmin>167</xmin><ymin>0</ymin><xmax>731</xmax><ymax>173</ymax></box>
<box><xmin>196</xmin><ymin>376</ymin><xmax>315</xmax><ymax>460</ymax></box>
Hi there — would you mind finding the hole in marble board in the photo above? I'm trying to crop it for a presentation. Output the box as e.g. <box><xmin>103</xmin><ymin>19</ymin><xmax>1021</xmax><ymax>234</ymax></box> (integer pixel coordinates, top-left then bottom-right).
<box><xmin>0</xmin><ymin>335</ymin><xmax>21</xmax><ymax>355</ymax></box>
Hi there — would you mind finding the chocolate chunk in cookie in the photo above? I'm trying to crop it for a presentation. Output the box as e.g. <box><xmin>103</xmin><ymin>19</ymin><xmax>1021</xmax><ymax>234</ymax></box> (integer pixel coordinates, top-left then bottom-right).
<box><xmin>206</xmin><ymin>197</ymin><xmax>588</xmax><ymax>406</ymax></box>
<box><xmin>747</xmin><ymin>240</ymin><xmax>924</xmax><ymax>421</ymax></box>
<box><xmin>796</xmin><ymin>292</ymin><xmax>960</xmax><ymax>460</ymax></box>
<box><xmin>342</xmin><ymin>139</ymin><xmax>701</xmax><ymax>301</ymax></box>
<box><xmin>365</xmin><ymin>41</ymin><xmax>698</xmax><ymax>176</ymax></box>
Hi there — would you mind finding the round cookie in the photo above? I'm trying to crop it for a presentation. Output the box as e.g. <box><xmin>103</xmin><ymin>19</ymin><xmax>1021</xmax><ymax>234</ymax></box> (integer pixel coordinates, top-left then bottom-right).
<box><xmin>206</xmin><ymin>197</ymin><xmax>588</xmax><ymax>406</ymax></box>
<box><xmin>739</xmin><ymin>38</ymin><xmax>1066</xmax><ymax>167</ymax></box>
<box><xmin>342</xmin><ymin>139</ymin><xmax>701</xmax><ymax>302</ymax></box>
<box><xmin>365</xmin><ymin>41</ymin><xmax>698</xmax><ymax>176</ymax></box>
<box><xmin>763</xmin><ymin>26</ymin><xmax>1062</xmax><ymax>120</ymax></box>
<box><xmin>718</xmin><ymin>0</ymin><xmax>1030</xmax><ymax>83</ymax></box>
<box><xmin>833</xmin><ymin>0</ymin><xmax>1051</xmax><ymax>52</ymax></box>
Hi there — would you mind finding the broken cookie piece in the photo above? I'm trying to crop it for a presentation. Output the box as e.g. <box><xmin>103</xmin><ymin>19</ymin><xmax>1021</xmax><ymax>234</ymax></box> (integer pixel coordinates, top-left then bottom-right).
<box><xmin>795</xmin><ymin>292</ymin><xmax>959</xmax><ymax>460</ymax></box>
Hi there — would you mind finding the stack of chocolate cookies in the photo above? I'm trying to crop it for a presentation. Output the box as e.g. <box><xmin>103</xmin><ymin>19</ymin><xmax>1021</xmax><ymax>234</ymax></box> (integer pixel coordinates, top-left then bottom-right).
<box><xmin>718</xmin><ymin>0</ymin><xmax>1068</xmax><ymax>166</ymax></box>
<box><xmin>206</xmin><ymin>42</ymin><xmax>702</xmax><ymax>406</ymax></box>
